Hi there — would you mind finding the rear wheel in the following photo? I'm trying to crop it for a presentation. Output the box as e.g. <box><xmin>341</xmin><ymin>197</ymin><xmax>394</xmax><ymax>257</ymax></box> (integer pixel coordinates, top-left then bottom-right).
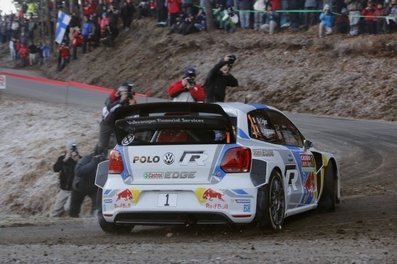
<box><xmin>255</xmin><ymin>170</ymin><xmax>285</xmax><ymax>230</ymax></box>
<box><xmin>96</xmin><ymin>189</ymin><xmax>134</xmax><ymax>234</ymax></box>
<box><xmin>318</xmin><ymin>163</ymin><xmax>336</xmax><ymax>212</ymax></box>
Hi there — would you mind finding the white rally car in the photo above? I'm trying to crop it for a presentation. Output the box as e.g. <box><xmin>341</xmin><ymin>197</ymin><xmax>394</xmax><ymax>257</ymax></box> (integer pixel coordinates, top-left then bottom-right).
<box><xmin>95</xmin><ymin>102</ymin><xmax>339</xmax><ymax>233</ymax></box>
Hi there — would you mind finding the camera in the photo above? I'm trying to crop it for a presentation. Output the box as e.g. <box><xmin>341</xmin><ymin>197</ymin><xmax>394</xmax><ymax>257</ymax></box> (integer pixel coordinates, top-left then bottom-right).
<box><xmin>71</xmin><ymin>144</ymin><xmax>77</xmax><ymax>152</ymax></box>
<box><xmin>187</xmin><ymin>78</ymin><xmax>196</xmax><ymax>85</ymax></box>
<box><xmin>228</xmin><ymin>55</ymin><xmax>236</xmax><ymax>65</ymax></box>
<box><xmin>126</xmin><ymin>84</ymin><xmax>135</xmax><ymax>99</ymax></box>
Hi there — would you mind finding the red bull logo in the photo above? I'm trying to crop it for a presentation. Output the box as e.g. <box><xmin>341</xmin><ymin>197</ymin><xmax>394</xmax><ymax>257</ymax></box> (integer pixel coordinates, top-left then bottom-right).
<box><xmin>202</xmin><ymin>188</ymin><xmax>224</xmax><ymax>201</ymax></box>
<box><xmin>117</xmin><ymin>189</ymin><xmax>133</xmax><ymax>201</ymax></box>
<box><xmin>304</xmin><ymin>172</ymin><xmax>316</xmax><ymax>192</ymax></box>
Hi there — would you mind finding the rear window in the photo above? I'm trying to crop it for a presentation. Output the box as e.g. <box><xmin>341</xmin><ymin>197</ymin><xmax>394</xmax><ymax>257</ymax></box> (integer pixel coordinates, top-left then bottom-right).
<box><xmin>115</xmin><ymin>114</ymin><xmax>235</xmax><ymax>145</ymax></box>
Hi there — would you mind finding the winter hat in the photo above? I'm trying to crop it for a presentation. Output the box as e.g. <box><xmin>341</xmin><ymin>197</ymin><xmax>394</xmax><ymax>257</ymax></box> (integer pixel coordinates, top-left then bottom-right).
<box><xmin>323</xmin><ymin>4</ymin><xmax>330</xmax><ymax>11</ymax></box>
<box><xmin>66</xmin><ymin>140</ymin><xmax>77</xmax><ymax>151</ymax></box>
<box><xmin>117</xmin><ymin>82</ymin><xmax>129</xmax><ymax>92</ymax></box>
<box><xmin>183</xmin><ymin>67</ymin><xmax>196</xmax><ymax>78</ymax></box>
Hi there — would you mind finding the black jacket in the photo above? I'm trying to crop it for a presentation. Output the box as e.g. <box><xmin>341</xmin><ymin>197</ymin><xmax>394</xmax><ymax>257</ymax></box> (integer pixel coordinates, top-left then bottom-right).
<box><xmin>204</xmin><ymin>59</ymin><xmax>238</xmax><ymax>102</ymax></box>
<box><xmin>72</xmin><ymin>154</ymin><xmax>102</xmax><ymax>193</ymax></box>
<box><xmin>53</xmin><ymin>155</ymin><xmax>79</xmax><ymax>191</ymax></box>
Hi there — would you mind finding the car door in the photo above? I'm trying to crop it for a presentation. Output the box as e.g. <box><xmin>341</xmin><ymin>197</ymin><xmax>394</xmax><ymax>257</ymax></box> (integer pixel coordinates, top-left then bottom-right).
<box><xmin>266</xmin><ymin>110</ymin><xmax>318</xmax><ymax>209</ymax></box>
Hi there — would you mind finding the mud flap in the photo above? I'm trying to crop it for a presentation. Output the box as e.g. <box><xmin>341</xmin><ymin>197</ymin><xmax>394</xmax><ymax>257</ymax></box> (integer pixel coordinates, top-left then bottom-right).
<box><xmin>95</xmin><ymin>160</ymin><xmax>109</xmax><ymax>188</ymax></box>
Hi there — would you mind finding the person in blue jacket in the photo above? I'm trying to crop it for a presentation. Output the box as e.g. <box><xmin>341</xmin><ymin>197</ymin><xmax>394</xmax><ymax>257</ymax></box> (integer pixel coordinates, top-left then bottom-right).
<box><xmin>319</xmin><ymin>4</ymin><xmax>335</xmax><ymax>38</ymax></box>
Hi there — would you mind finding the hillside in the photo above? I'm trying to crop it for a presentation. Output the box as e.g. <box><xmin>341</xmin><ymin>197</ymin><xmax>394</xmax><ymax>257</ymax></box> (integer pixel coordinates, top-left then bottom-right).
<box><xmin>2</xmin><ymin>18</ymin><xmax>397</xmax><ymax>121</ymax></box>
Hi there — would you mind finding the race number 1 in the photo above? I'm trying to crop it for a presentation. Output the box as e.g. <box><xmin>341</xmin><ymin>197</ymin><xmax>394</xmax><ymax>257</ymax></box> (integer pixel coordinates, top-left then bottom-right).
<box><xmin>158</xmin><ymin>193</ymin><xmax>177</xmax><ymax>207</ymax></box>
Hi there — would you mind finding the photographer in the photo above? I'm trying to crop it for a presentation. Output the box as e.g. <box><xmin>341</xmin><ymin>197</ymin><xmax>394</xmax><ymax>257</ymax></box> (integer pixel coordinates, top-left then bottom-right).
<box><xmin>48</xmin><ymin>141</ymin><xmax>81</xmax><ymax>217</ymax></box>
<box><xmin>98</xmin><ymin>82</ymin><xmax>136</xmax><ymax>151</ymax></box>
<box><xmin>167</xmin><ymin>67</ymin><xmax>205</xmax><ymax>102</ymax></box>
<box><xmin>69</xmin><ymin>145</ymin><xmax>107</xmax><ymax>218</ymax></box>
<box><xmin>204</xmin><ymin>54</ymin><xmax>239</xmax><ymax>103</ymax></box>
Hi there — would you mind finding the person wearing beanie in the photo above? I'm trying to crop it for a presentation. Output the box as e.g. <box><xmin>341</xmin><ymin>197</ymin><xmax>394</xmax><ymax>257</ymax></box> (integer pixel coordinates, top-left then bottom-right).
<box><xmin>99</xmin><ymin>82</ymin><xmax>136</xmax><ymax>151</ymax></box>
<box><xmin>167</xmin><ymin>66</ymin><xmax>205</xmax><ymax>102</ymax></box>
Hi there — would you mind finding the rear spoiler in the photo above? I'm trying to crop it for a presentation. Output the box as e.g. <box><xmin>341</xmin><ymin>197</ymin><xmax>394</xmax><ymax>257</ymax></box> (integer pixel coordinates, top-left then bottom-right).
<box><xmin>112</xmin><ymin>102</ymin><xmax>236</xmax><ymax>144</ymax></box>
<box><xmin>112</xmin><ymin>102</ymin><xmax>232</xmax><ymax>120</ymax></box>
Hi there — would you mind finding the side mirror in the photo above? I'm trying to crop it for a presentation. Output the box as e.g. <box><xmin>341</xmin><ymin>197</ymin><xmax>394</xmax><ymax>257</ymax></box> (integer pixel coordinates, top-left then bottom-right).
<box><xmin>303</xmin><ymin>139</ymin><xmax>313</xmax><ymax>151</ymax></box>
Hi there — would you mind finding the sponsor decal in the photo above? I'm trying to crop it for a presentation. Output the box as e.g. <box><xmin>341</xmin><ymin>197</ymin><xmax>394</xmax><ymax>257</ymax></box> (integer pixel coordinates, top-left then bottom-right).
<box><xmin>144</xmin><ymin>172</ymin><xmax>163</xmax><ymax>179</ymax></box>
<box><xmin>133</xmin><ymin>156</ymin><xmax>160</xmax><ymax>163</ymax></box>
<box><xmin>163</xmin><ymin>152</ymin><xmax>174</xmax><ymax>165</ymax></box>
<box><xmin>202</xmin><ymin>188</ymin><xmax>224</xmax><ymax>201</ymax></box>
<box><xmin>252</xmin><ymin>149</ymin><xmax>274</xmax><ymax>157</ymax></box>
<box><xmin>305</xmin><ymin>172</ymin><xmax>316</xmax><ymax>192</ymax></box>
<box><xmin>180</xmin><ymin>151</ymin><xmax>208</xmax><ymax>166</ymax></box>
<box><xmin>104</xmin><ymin>198</ymin><xmax>113</xmax><ymax>204</ymax></box>
<box><xmin>195</xmin><ymin>188</ymin><xmax>226</xmax><ymax>203</ymax></box>
<box><xmin>144</xmin><ymin>171</ymin><xmax>196</xmax><ymax>179</ymax></box>
<box><xmin>205</xmin><ymin>203</ymin><xmax>228</xmax><ymax>210</ymax></box>
<box><xmin>115</xmin><ymin>188</ymin><xmax>141</xmax><ymax>204</ymax></box>
<box><xmin>114</xmin><ymin>203</ymin><xmax>131</xmax><ymax>209</ymax></box>
<box><xmin>117</xmin><ymin>189</ymin><xmax>133</xmax><ymax>201</ymax></box>
<box><xmin>233</xmin><ymin>198</ymin><xmax>251</xmax><ymax>212</ymax></box>
<box><xmin>126</xmin><ymin>117</ymin><xmax>205</xmax><ymax>126</ymax></box>
<box><xmin>234</xmin><ymin>199</ymin><xmax>251</xmax><ymax>204</ymax></box>
<box><xmin>299</xmin><ymin>153</ymin><xmax>317</xmax><ymax>204</ymax></box>
<box><xmin>300</xmin><ymin>153</ymin><xmax>315</xmax><ymax>168</ymax></box>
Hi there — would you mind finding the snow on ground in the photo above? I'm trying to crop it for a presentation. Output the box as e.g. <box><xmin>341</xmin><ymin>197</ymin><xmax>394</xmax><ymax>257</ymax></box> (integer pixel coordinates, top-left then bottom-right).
<box><xmin>0</xmin><ymin>93</ymin><xmax>100</xmax><ymax>224</ymax></box>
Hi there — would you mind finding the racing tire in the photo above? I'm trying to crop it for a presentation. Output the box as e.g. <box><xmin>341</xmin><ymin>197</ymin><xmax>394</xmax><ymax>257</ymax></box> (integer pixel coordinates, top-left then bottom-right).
<box><xmin>255</xmin><ymin>170</ymin><xmax>285</xmax><ymax>230</ymax></box>
<box><xmin>96</xmin><ymin>189</ymin><xmax>134</xmax><ymax>234</ymax></box>
<box><xmin>317</xmin><ymin>163</ymin><xmax>336</xmax><ymax>212</ymax></box>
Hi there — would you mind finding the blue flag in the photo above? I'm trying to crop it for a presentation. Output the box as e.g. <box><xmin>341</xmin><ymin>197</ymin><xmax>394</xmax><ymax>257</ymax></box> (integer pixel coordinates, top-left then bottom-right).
<box><xmin>55</xmin><ymin>11</ymin><xmax>71</xmax><ymax>44</ymax></box>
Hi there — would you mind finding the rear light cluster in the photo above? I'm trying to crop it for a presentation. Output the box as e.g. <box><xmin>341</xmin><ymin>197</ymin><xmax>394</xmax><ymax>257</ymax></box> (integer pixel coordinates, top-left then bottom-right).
<box><xmin>108</xmin><ymin>150</ymin><xmax>124</xmax><ymax>173</ymax></box>
<box><xmin>221</xmin><ymin>147</ymin><xmax>251</xmax><ymax>173</ymax></box>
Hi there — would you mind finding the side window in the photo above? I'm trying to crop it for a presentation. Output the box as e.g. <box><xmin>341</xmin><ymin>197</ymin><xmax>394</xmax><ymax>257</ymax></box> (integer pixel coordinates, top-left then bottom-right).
<box><xmin>267</xmin><ymin>111</ymin><xmax>304</xmax><ymax>147</ymax></box>
<box><xmin>247</xmin><ymin>110</ymin><xmax>281</xmax><ymax>144</ymax></box>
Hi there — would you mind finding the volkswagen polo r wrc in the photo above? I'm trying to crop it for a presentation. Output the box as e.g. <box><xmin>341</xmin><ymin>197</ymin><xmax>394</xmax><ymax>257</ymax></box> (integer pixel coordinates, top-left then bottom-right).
<box><xmin>95</xmin><ymin>102</ymin><xmax>339</xmax><ymax>233</ymax></box>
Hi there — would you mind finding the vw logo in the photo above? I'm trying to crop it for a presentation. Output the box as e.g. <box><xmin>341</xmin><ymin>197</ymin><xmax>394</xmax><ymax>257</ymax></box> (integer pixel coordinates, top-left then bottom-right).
<box><xmin>163</xmin><ymin>153</ymin><xmax>174</xmax><ymax>165</ymax></box>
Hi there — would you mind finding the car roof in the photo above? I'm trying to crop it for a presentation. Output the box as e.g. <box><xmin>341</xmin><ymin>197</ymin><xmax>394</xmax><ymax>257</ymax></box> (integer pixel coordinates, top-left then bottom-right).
<box><xmin>216</xmin><ymin>102</ymin><xmax>280</xmax><ymax>116</ymax></box>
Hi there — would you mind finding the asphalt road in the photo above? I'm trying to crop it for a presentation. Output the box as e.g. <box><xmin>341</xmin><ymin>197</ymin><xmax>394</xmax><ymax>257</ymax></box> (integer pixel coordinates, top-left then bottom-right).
<box><xmin>0</xmin><ymin>71</ymin><xmax>396</xmax><ymax>263</ymax></box>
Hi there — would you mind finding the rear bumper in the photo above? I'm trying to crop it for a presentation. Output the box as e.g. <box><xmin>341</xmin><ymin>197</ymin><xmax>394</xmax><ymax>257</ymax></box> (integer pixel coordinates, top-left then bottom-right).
<box><xmin>100</xmin><ymin>174</ymin><xmax>258</xmax><ymax>225</ymax></box>
<box><xmin>113</xmin><ymin>211</ymin><xmax>232</xmax><ymax>225</ymax></box>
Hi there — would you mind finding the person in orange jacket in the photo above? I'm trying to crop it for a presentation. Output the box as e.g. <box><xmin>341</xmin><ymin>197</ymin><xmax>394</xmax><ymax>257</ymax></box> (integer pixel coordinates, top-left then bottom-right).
<box><xmin>167</xmin><ymin>67</ymin><xmax>205</xmax><ymax>102</ymax></box>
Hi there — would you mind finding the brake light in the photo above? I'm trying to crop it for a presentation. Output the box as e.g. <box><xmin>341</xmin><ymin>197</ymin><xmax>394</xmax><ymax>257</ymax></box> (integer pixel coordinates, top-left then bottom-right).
<box><xmin>221</xmin><ymin>147</ymin><xmax>251</xmax><ymax>173</ymax></box>
<box><xmin>108</xmin><ymin>150</ymin><xmax>124</xmax><ymax>173</ymax></box>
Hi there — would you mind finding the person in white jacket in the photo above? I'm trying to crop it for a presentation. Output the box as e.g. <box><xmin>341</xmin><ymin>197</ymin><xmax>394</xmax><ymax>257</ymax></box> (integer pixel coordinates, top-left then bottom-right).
<box><xmin>254</xmin><ymin>0</ymin><xmax>267</xmax><ymax>30</ymax></box>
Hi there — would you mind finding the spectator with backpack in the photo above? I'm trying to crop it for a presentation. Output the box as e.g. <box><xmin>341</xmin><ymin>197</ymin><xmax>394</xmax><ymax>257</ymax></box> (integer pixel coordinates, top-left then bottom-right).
<box><xmin>69</xmin><ymin>145</ymin><xmax>106</xmax><ymax>218</ymax></box>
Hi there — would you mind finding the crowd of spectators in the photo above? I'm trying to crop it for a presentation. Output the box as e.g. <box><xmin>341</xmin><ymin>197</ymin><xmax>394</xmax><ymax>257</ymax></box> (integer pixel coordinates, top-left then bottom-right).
<box><xmin>1</xmin><ymin>0</ymin><xmax>396</xmax><ymax>70</ymax></box>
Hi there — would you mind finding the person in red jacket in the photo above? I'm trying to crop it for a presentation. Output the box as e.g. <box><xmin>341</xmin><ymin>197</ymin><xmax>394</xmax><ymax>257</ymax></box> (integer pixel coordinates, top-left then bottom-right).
<box><xmin>167</xmin><ymin>0</ymin><xmax>181</xmax><ymax>26</ymax></box>
<box><xmin>361</xmin><ymin>1</ymin><xmax>376</xmax><ymax>34</ymax></box>
<box><xmin>18</xmin><ymin>43</ymin><xmax>29</xmax><ymax>67</ymax></box>
<box><xmin>57</xmin><ymin>42</ymin><xmax>71</xmax><ymax>71</ymax></box>
<box><xmin>167</xmin><ymin>67</ymin><xmax>205</xmax><ymax>102</ymax></box>
<box><xmin>71</xmin><ymin>29</ymin><xmax>83</xmax><ymax>59</ymax></box>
